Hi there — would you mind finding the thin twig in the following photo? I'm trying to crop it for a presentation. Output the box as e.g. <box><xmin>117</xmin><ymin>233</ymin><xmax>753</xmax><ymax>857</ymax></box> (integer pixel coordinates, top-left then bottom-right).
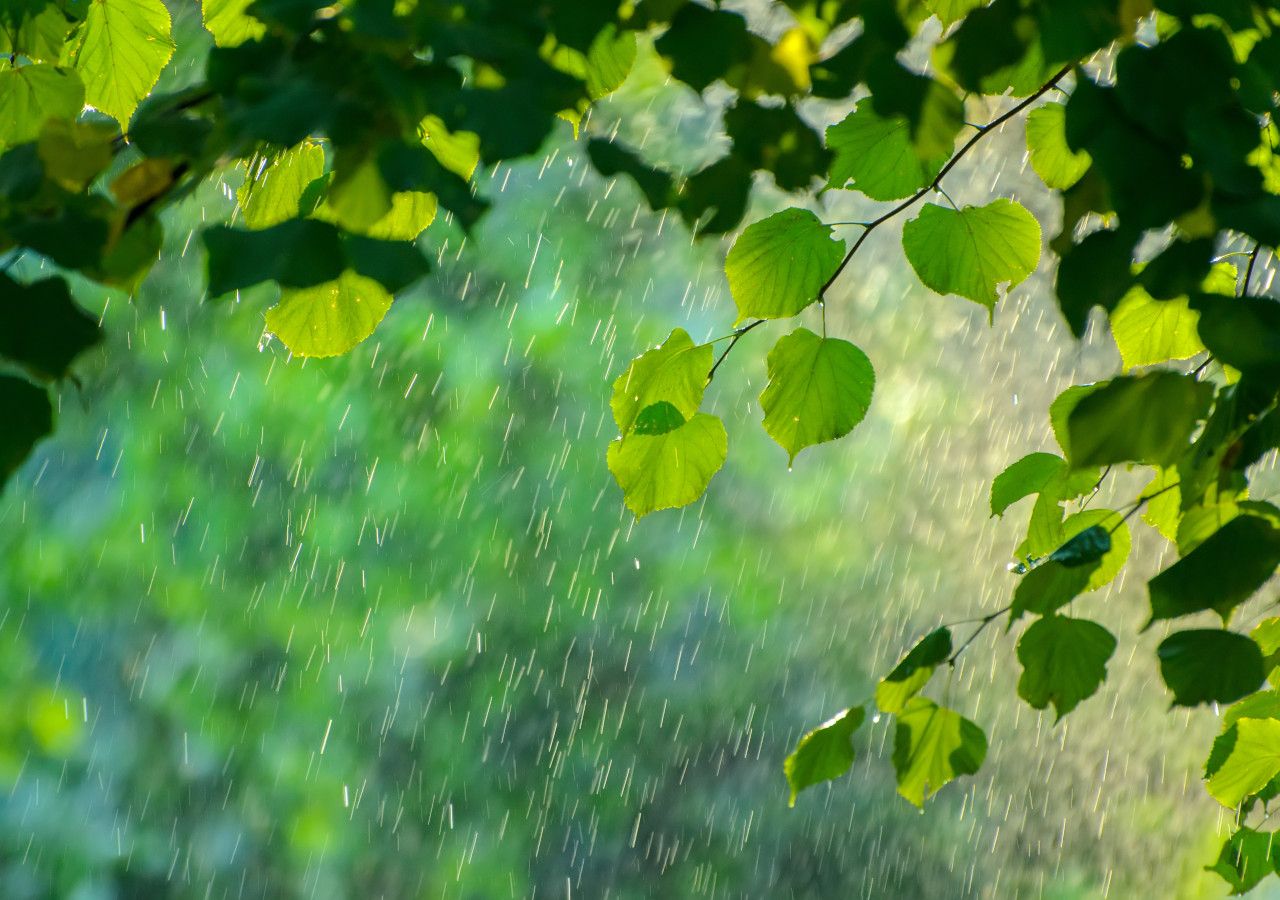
<box><xmin>707</xmin><ymin>319</ymin><xmax>765</xmax><ymax>382</ymax></box>
<box><xmin>947</xmin><ymin>604</ymin><xmax>1013</xmax><ymax>666</ymax></box>
<box><xmin>1243</xmin><ymin>242</ymin><xmax>1262</xmax><ymax>297</ymax></box>
<box><xmin>818</xmin><ymin>64</ymin><xmax>1075</xmax><ymax>300</ymax></box>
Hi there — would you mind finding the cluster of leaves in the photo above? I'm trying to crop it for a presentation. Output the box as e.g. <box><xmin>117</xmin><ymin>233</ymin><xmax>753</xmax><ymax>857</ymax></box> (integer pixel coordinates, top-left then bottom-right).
<box><xmin>8</xmin><ymin>0</ymin><xmax>1280</xmax><ymax>891</ymax></box>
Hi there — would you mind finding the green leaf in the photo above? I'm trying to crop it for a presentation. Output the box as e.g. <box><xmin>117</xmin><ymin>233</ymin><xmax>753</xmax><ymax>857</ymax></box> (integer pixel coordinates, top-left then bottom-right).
<box><xmin>876</xmin><ymin>627</ymin><xmax>952</xmax><ymax>715</ymax></box>
<box><xmin>1047</xmin><ymin>524</ymin><xmax>1110</xmax><ymax>567</ymax></box>
<box><xmin>783</xmin><ymin>706</ymin><xmax>865</xmax><ymax>806</ymax></box>
<box><xmin>1109</xmin><ymin>287</ymin><xmax>1206</xmax><ymax>372</ymax></box>
<box><xmin>824</xmin><ymin>104</ymin><xmax>946</xmax><ymax>201</ymax></box>
<box><xmin>1055</xmin><ymin>509</ymin><xmax>1129</xmax><ymax>591</ymax></box>
<box><xmin>725</xmin><ymin>208</ymin><xmax>845</xmax><ymax>322</ymax></box>
<box><xmin>1016</xmin><ymin>616</ymin><xmax>1116</xmax><ymax>720</ymax></box>
<box><xmin>925</xmin><ymin>0</ymin><xmax>988</xmax><ymax>27</ymax></box>
<box><xmin>0</xmin><ymin>63</ymin><xmax>84</xmax><ymax>149</ymax></box>
<box><xmin>1049</xmin><ymin>384</ymin><xmax>1099</xmax><ymax>458</ymax></box>
<box><xmin>265</xmin><ymin>270</ymin><xmax>394</xmax><ymax>358</ymax></box>
<box><xmin>0</xmin><ymin>274</ymin><xmax>101</xmax><ymax>381</ymax></box>
<box><xmin>204</xmin><ymin>220</ymin><xmax>346</xmax><ymax>295</ymax></box>
<box><xmin>69</xmin><ymin>0</ymin><xmax>175</xmax><ymax>128</ymax></box>
<box><xmin>1191</xmin><ymin>293</ymin><xmax>1280</xmax><ymax>381</ymax></box>
<box><xmin>1025</xmin><ymin>102</ymin><xmax>1091</xmax><ymax>190</ymax></box>
<box><xmin>1065</xmin><ymin>372</ymin><xmax>1213</xmax><ymax>468</ymax></box>
<box><xmin>0</xmin><ymin>374</ymin><xmax>52</xmax><ymax>486</ymax></box>
<box><xmin>1010</xmin><ymin>560</ymin><xmax>1098</xmax><ymax>621</ymax></box>
<box><xmin>759</xmin><ymin>328</ymin><xmax>875</xmax><ymax>463</ymax></box>
<box><xmin>607</xmin><ymin>413</ymin><xmax>728</xmax><ymax>517</ymax></box>
<box><xmin>990</xmin><ymin>452</ymin><xmax>1066</xmax><ymax>517</ymax></box>
<box><xmin>202</xmin><ymin>0</ymin><xmax>265</xmax><ymax>46</ymax></box>
<box><xmin>901</xmin><ymin>199</ymin><xmax>1041</xmax><ymax>313</ymax></box>
<box><xmin>238</xmin><ymin>142</ymin><xmax>326</xmax><ymax>230</ymax></box>
<box><xmin>1148</xmin><ymin>515</ymin><xmax>1280</xmax><ymax>624</ymax></box>
<box><xmin>1159</xmin><ymin>630</ymin><xmax>1265</xmax><ymax>708</ymax></box>
<box><xmin>1206</xmin><ymin>827</ymin><xmax>1280</xmax><ymax>895</ymax></box>
<box><xmin>610</xmin><ymin>329</ymin><xmax>712</xmax><ymax>436</ymax></box>
<box><xmin>1140</xmin><ymin>467</ymin><xmax>1182</xmax><ymax>542</ymax></box>
<box><xmin>1207</xmin><ymin>718</ymin><xmax>1280</xmax><ymax>807</ymax></box>
<box><xmin>633</xmin><ymin>402</ymin><xmax>685</xmax><ymax>436</ymax></box>
<box><xmin>891</xmin><ymin>697</ymin><xmax>987</xmax><ymax>807</ymax></box>
<box><xmin>1225</xmin><ymin>690</ymin><xmax>1280</xmax><ymax>729</ymax></box>
<box><xmin>0</xmin><ymin>0</ymin><xmax>73</xmax><ymax>62</ymax></box>
<box><xmin>1254</xmin><ymin>618</ymin><xmax>1280</xmax><ymax>685</ymax></box>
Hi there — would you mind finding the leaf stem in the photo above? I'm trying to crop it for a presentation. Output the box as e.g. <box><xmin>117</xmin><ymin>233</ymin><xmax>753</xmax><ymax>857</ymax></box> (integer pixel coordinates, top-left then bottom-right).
<box><xmin>947</xmin><ymin>604</ymin><xmax>1013</xmax><ymax>666</ymax></box>
<box><xmin>817</xmin><ymin>64</ymin><xmax>1074</xmax><ymax>300</ymax></box>
<box><xmin>707</xmin><ymin>319</ymin><xmax>765</xmax><ymax>382</ymax></box>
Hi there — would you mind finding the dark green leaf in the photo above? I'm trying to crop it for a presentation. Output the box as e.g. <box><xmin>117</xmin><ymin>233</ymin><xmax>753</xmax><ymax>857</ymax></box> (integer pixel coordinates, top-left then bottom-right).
<box><xmin>1016</xmin><ymin>615</ymin><xmax>1116</xmax><ymax>720</ymax></box>
<box><xmin>204</xmin><ymin>220</ymin><xmax>346</xmax><ymax>296</ymax></box>
<box><xmin>1158</xmin><ymin>630</ymin><xmax>1265</xmax><ymax>707</ymax></box>
<box><xmin>0</xmin><ymin>274</ymin><xmax>101</xmax><ymax>381</ymax></box>
<box><xmin>1010</xmin><ymin>560</ymin><xmax>1098</xmax><ymax>621</ymax></box>
<box><xmin>1047</xmin><ymin>524</ymin><xmax>1110</xmax><ymax>567</ymax></box>
<box><xmin>1148</xmin><ymin>515</ymin><xmax>1280</xmax><ymax>624</ymax></box>
<box><xmin>1206</xmin><ymin>828</ymin><xmax>1280</xmax><ymax>895</ymax></box>
<box><xmin>1065</xmin><ymin>372</ymin><xmax>1213</xmax><ymax>468</ymax></box>
<box><xmin>0</xmin><ymin>374</ymin><xmax>52</xmax><ymax>486</ymax></box>
<box><xmin>1054</xmin><ymin>228</ymin><xmax>1136</xmax><ymax>338</ymax></box>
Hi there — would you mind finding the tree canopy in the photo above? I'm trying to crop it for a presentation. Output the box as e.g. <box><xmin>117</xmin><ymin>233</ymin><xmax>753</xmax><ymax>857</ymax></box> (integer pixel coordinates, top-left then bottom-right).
<box><xmin>4</xmin><ymin>0</ymin><xmax>1280</xmax><ymax>891</ymax></box>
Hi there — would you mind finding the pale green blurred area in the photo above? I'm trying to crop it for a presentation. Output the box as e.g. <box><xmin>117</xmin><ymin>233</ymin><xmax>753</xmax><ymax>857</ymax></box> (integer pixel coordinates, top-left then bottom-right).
<box><xmin>0</xmin><ymin>11</ymin><xmax>1259</xmax><ymax>900</ymax></box>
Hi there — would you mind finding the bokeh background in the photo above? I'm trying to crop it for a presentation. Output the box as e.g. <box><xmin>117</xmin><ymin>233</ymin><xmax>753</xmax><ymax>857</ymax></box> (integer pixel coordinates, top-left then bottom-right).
<box><xmin>0</xmin><ymin>6</ymin><xmax>1259</xmax><ymax>898</ymax></box>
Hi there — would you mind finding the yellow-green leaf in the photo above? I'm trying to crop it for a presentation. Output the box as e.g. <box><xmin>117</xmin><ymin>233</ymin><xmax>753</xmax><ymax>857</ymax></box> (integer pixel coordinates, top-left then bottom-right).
<box><xmin>1208</xmin><ymin>718</ymin><xmax>1280</xmax><ymax>807</ymax></box>
<box><xmin>784</xmin><ymin>706</ymin><xmax>864</xmax><ymax>806</ymax></box>
<box><xmin>239</xmin><ymin>142</ymin><xmax>326</xmax><ymax>230</ymax></box>
<box><xmin>265</xmin><ymin>271</ymin><xmax>394</xmax><ymax>358</ymax></box>
<box><xmin>0</xmin><ymin>63</ymin><xmax>84</xmax><ymax>149</ymax></box>
<box><xmin>1025</xmin><ymin>102</ymin><xmax>1091</xmax><ymax>190</ymax></box>
<box><xmin>201</xmin><ymin>0</ymin><xmax>265</xmax><ymax>47</ymax></box>
<box><xmin>759</xmin><ymin>327</ymin><xmax>874</xmax><ymax>462</ymax></box>
<box><xmin>69</xmin><ymin>0</ymin><xmax>174</xmax><ymax>128</ymax></box>
<box><xmin>610</xmin><ymin>328</ymin><xmax>712</xmax><ymax>435</ymax></box>
<box><xmin>902</xmin><ymin>199</ymin><xmax>1041</xmax><ymax>313</ymax></box>
<box><xmin>725</xmin><ymin>208</ymin><xmax>845</xmax><ymax>322</ymax></box>
<box><xmin>606</xmin><ymin>413</ymin><xmax>728</xmax><ymax>517</ymax></box>
<box><xmin>1110</xmin><ymin>286</ymin><xmax>1206</xmax><ymax>371</ymax></box>
<box><xmin>891</xmin><ymin>697</ymin><xmax>987</xmax><ymax>807</ymax></box>
<box><xmin>825</xmin><ymin>103</ymin><xmax>947</xmax><ymax>201</ymax></box>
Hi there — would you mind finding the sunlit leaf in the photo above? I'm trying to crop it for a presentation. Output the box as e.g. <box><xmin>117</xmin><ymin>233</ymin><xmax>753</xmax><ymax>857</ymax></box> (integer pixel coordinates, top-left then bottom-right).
<box><xmin>876</xmin><ymin>627</ymin><xmax>951</xmax><ymax>715</ymax></box>
<box><xmin>1207</xmin><ymin>718</ymin><xmax>1280</xmax><ymax>806</ymax></box>
<box><xmin>68</xmin><ymin>0</ymin><xmax>174</xmax><ymax>128</ymax></box>
<box><xmin>1109</xmin><ymin>287</ymin><xmax>1206</xmax><ymax>372</ymax></box>
<box><xmin>825</xmin><ymin>103</ymin><xmax>946</xmax><ymax>201</ymax></box>
<box><xmin>1025</xmin><ymin>102</ymin><xmax>1091</xmax><ymax>190</ymax></box>
<box><xmin>990</xmin><ymin>452</ymin><xmax>1065</xmax><ymax>517</ymax></box>
<box><xmin>265</xmin><ymin>270</ymin><xmax>394</xmax><ymax>358</ymax></box>
<box><xmin>610</xmin><ymin>328</ymin><xmax>712</xmax><ymax>436</ymax></box>
<box><xmin>725</xmin><ymin>208</ymin><xmax>845</xmax><ymax>321</ymax></box>
<box><xmin>238</xmin><ymin>142</ymin><xmax>326</xmax><ymax>230</ymax></box>
<box><xmin>1206</xmin><ymin>827</ymin><xmax>1280</xmax><ymax>895</ymax></box>
<box><xmin>607</xmin><ymin>413</ymin><xmax>728</xmax><ymax>517</ymax></box>
<box><xmin>759</xmin><ymin>327</ymin><xmax>874</xmax><ymax>462</ymax></box>
<box><xmin>891</xmin><ymin>697</ymin><xmax>987</xmax><ymax>807</ymax></box>
<box><xmin>901</xmin><ymin>199</ymin><xmax>1041</xmax><ymax>313</ymax></box>
<box><xmin>202</xmin><ymin>0</ymin><xmax>265</xmax><ymax>47</ymax></box>
<box><xmin>784</xmin><ymin>706</ymin><xmax>864</xmax><ymax>806</ymax></box>
<box><xmin>0</xmin><ymin>63</ymin><xmax>84</xmax><ymax>149</ymax></box>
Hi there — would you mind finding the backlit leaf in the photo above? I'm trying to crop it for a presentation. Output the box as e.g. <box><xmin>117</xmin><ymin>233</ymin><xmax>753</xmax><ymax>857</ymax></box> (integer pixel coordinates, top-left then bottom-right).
<box><xmin>759</xmin><ymin>327</ymin><xmax>875</xmax><ymax>462</ymax></box>
<box><xmin>610</xmin><ymin>328</ymin><xmax>712</xmax><ymax>436</ymax></box>
<box><xmin>1208</xmin><ymin>718</ymin><xmax>1280</xmax><ymax>807</ymax></box>
<box><xmin>891</xmin><ymin>697</ymin><xmax>987</xmax><ymax>807</ymax></box>
<box><xmin>825</xmin><ymin>104</ymin><xmax>946</xmax><ymax>201</ymax></box>
<box><xmin>238</xmin><ymin>142</ymin><xmax>325</xmax><ymax>230</ymax></box>
<box><xmin>607</xmin><ymin>413</ymin><xmax>728</xmax><ymax>517</ymax></box>
<box><xmin>69</xmin><ymin>0</ymin><xmax>175</xmax><ymax>128</ymax></box>
<box><xmin>0</xmin><ymin>63</ymin><xmax>84</xmax><ymax>149</ymax></box>
<box><xmin>265</xmin><ymin>270</ymin><xmax>394</xmax><ymax>358</ymax></box>
<box><xmin>1025</xmin><ymin>102</ymin><xmax>1091</xmax><ymax>190</ymax></box>
<box><xmin>876</xmin><ymin>627</ymin><xmax>951</xmax><ymax>715</ymax></box>
<box><xmin>901</xmin><ymin>199</ymin><xmax>1041</xmax><ymax>313</ymax></box>
<box><xmin>725</xmin><ymin>208</ymin><xmax>845</xmax><ymax>322</ymax></box>
<box><xmin>784</xmin><ymin>706</ymin><xmax>864</xmax><ymax>806</ymax></box>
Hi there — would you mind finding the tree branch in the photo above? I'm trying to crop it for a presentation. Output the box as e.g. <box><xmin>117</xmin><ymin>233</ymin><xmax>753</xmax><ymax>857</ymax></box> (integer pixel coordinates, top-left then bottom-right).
<box><xmin>818</xmin><ymin>64</ymin><xmax>1075</xmax><ymax>300</ymax></box>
